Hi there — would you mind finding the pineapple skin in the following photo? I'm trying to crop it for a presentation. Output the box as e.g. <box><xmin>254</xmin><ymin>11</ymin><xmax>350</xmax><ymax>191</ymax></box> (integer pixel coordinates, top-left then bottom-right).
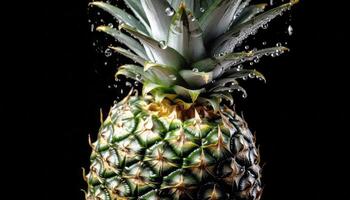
<box><xmin>85</xmin><ymin>95</ymin><xmax>262</xmax><ymax>200</ymax></box>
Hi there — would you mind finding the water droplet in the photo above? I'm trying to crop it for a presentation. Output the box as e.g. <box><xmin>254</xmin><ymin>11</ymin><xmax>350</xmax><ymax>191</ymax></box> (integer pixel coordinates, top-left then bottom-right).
<box><xmin>190</xmin><ymin>15</ymin><xmax>196</xmax><ymax>22</ymax></box>
<box><xmin>262</xmin><ymin>41</ymin><xmax>267</xmax><ymax>45</ymax></box>
<box><xmin>113</xmin><ymin>100</ymin><xmax>118</xmax><ymax>104</ymax></box>
<box><xmin>248</xmin><ymin>73</ymin><xmax>255</xmax><ymax>78</ymax></box>
<box><xmin>108</xmin><ymin>23</ymin><xmax>114</xmax><ymax>28</ymax></box>
<box><xmin>125</xmin><ymin>81</ymin><xmax>132</xmax><ymax>87</ymax></box>
<box><xmin>92</xmin><ymin>42</ymin><xmax>96</xmax><ymax>46</ymax></box>
<box><xmin>284</xmin><ymin>41</ymin><xmax>288</xmax><ymax>45</ymax></box>
<box><xmin>134</xmin><ymin>81</ymin><xmax>139</xmax><ymax>86</ymax></box>
<box><xmin>158</xmin><ymin>40</ymin><xmax>168</xmax><ymax>49</ymax></box>
<box><xmin>90</xmin><ymin>24</ymin><xmax>95</xmax><ymax>32</ymax></box>
<box><xmin>262</xmin><ymin>24</ymin><xmax>268</xmax><ymax>29</ymax></box>
<box><xmin>165</xmin><ymin>7</ymin><xmax>175</xmax><ymax>16</ymax></box>
<box><xmin>237</xmin><ymin>65</ymin><xmax>243</xmax><ymax>71</ymax></box>
<box><xmin>100</xmin><ymin>19</ymin><xmax>104</xmax><ymax>23</ymax></box>
<box><xmin>245</xmin><ymin>45</ymin><xmax>250</xmax><ymax>50</ymax></box>
<box><xmin>242</xmin><ymin>93</ymin><xmax>247</xmax><ymax>98</ymax></box>
<box><xmin>192</xmin><ymin>68</ymin><xmax>199</xmax><ymax>72</ymax></box>
<box><xmin>200</xmin><ymin>7</ymin><xmax>205</xmax><ymax>12</ymax></box>
<box><xmin>108</xmin><ymin>85</ymin><xmax>111</xmax><ymax>88</ymax></box>
<box><xmin>276</xmin><ymin>42</ymin><xmax>282</xmax><ymax>47</ymax></box>
<box><xmin>104</xmin><ymin>62</ymin><xmax>108</xmax><ymax>66</ymax></box>
<box><xmin>254</xmin><ymin>58</ymin><xmax>260</xmax><ymax>63</ymax></box>
<box><xmin>169</xmin><ymin>74</ymin><xmax>177</xmax><ymax>80</ymax></box>
<box><xmin>120</xmin><ymin>89</ymin><xmax>124</xmax><ymax>94</ymax></box>
<box><xmin>135</xmin><ymin>74</ymin><xmax>141</xmax><ymax>81</ymax></box>
<box><xmin>258</xmin><ymin>77</ymin><xmax>264</xmax><ymax>81</ymax></box>
<box><xmin>105</xmin><ymin>48</ymin><xmax>112</xmax><ymax>57</ymax></box>
<box><xmin>249</xmin><ymin>62</ymin><xmax>254</xmax><ymax>66</ymax></box>
<box><xmin>113</xmin><ymin>84</ymin><xmax>118</xmax><ymax>88</ymax></box>
<box><xmin>288</xmin><ymin>25</ymin><xmax>293</xmax><ymax>36</ymax></box>
<box><xmin>242</xmin><ymin>76</ymin><xmax>248</xmax><ymax>80</ymax></box>
<box><xmin>97</xmin><ymin>12</ymin><xmax>101</xmax><ymax>16</ymax></box>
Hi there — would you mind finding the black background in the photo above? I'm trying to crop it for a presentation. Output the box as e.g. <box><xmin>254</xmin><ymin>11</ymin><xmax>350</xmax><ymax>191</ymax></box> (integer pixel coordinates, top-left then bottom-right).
<box><xmin>4</xmin><ymin>0</ymin><xmax>348</xmax><ymax>199</ymax></box>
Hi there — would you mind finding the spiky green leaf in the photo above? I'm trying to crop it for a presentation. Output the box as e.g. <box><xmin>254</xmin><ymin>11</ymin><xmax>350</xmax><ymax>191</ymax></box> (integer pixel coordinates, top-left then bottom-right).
<box><xmin>200</xmin><ymin>0</ymin><xmax>242</xmax><ymax>42</ymax></box>
<box><xmin>231</xmin><ymin>3</ymin><xmax>267</xmax><ymax>26</ymax></box>
<box><xmin>142</xmin><ymin>82</ymin><xmax>164</xmax><ymax>96</ymax></box>
<box><xmin>212</xmin><ymin>0</ymin><xmax>298</xmax><ymax>54</ymax></box>
<box><xmin>116</xmin><ymin>64</ymin><xmax>154</xmax><ymax>83</ymax></box>
<box><xmin>110</xmin><ymin>46</ymin><xmax>146</xmax><ymax>65</ymax></box>
<box><xmin>179</xmin><ymin>70</ymin><xmax>213</xmax><ymax>88</ymax></box>
<box><xmin>97</xmin><ymin>26</ymin><xmax>148</xmax><ymax>59</ymax></box>
<box><xmin>120</xmin><ymin>24</ymin><xmax>186</xmax><ymax>69</ymax></box>
<box><xmin>123</xmin><ymin>0</ymin><xmax>151</xmax><ymax>33</ymax></box>
<box><xmin>197</xmin><ymin>97</ymin><xmax>220</xmax><ymax>113</ymax></box>
<box><xmin>140</xmin><ymin>0</ymin><xmax>172</xmax><ymax>41</ymax></box>
<box><xmin>173</xmin><ymin>85</ymin><xmax>203</xmax><ymax>102</ymax></box>
<box><xmin>168</xmin><ymin>4</ymin><xmax>207</xmax><ymax>62</ymax></box>
<box><xmin>90</xmin><ymin>2</ymin><xmax>148</xmax><ymax>34</ymax></box>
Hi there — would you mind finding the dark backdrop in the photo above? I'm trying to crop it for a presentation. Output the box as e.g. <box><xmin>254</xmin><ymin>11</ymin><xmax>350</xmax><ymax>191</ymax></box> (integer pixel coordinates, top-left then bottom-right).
<box><xmin>30</xmin><ymin>0</ymin><xmax>348</xmax><ymax>199</ymax></box>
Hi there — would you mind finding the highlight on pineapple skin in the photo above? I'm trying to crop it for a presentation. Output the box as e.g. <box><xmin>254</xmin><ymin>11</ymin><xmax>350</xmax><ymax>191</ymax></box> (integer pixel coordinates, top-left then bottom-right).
<box><xmin>85</xmin><ymin>0</ymin><xmax>298</xmax><ymax>199</ymax></box>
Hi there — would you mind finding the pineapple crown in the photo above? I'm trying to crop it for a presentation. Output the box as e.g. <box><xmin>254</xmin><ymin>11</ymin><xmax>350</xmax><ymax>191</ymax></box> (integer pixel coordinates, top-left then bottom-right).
<box><xmin>90</xmin><ymin>0</ymin><xmax>298</xmax><ymax>111</ymax></box>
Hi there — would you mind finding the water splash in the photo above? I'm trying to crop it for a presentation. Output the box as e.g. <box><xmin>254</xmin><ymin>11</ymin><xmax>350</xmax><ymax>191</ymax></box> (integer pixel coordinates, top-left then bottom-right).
<box><xmin>165</xmin><ymin>7</ymin><xmax>175</xmax><ymax>16</ymax></box>
<box><xmin>288</xmin><ymin>25</ymin><xmax>293</xmax><ymax>35</ymax></box>
<box><xmin>104</xmin><ymin>48</ymin><xmax>112</xmax><ymax>57</ymax></box>
<box><xmin>158</xmin><ymin>41</ymin><xmax>168</xmax><ymax>49</ymax></box>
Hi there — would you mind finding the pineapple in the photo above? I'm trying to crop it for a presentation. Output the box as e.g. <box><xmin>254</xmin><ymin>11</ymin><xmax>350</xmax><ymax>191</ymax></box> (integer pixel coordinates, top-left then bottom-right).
<box><xmin>85</xmin><ymin>0</ymin><xmax>298</xmax><ymax>199</ymax></box>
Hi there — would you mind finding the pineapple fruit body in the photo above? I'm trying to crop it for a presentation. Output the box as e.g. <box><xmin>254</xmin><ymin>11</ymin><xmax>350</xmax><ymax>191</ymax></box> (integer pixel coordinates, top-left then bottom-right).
<box><xmin>86</xmin><ymin>0</ymin><xmax>298</xmax><ymax>199</ymax></box>
<box><xmin>85</xmin><ymin>95</ymin><xmax>262</xmax><ymax>200</ymax></box>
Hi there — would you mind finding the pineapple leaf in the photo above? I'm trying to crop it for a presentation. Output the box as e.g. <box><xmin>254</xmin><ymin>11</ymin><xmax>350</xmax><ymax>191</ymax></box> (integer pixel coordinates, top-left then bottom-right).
<box><xmin>116</xmin><ymin>64</ymin><xmax>154</xmax><ymax>83</ymax></box>
<box><xmin>144</xmin><ymin>62</ymin><xmax>183</xmax><ymax>86</ymax></box>
<box><xmin>231</xmin><ymin>3</ymin><xmax>267</xmax><ymax>26</ymax></box>
<box><xmin>208</xmin><ymin>77</ymin><xmax>239</xmax><ymax>91</ymax></box>
<box><xmin>191</xmin><ymin>58</ymin><xmax>217</xmax><ymax>72</ymax></box>
<box><xmin>234</xmin><ymin>0</ymin><xmax>252</xmax><ymax>17</ymax></box>
<box><xmin>173</xmin><ymin>85</ymin><xmax>204</xmax><ymax>102</ymax></box>
<box><xmin>197</xmin><ymin>97</ymin><xmax>220</xmax><ymax>113</ymax></box>
<box><xmin>109</xmin><ymin>46</ymin><xmax>146</xmax><ymax>65</ymax></box>
<box><xmin>212</xmin><ymin>46</ymin><xmax>289</xmax><ymax>78</ymax></box>
<box><xmin>142</xmin><ymin>82</ymin><xmax>164</xmax><ymax>96</ymax></box>
<box><xmin>173</xmin><ymin>98</ymin><xmax>193</xmax><ymax>110</ymax></box>
<box><xmin>120</xmin><ymin>23</ymin><xmax>186</xmax><ymax>69</ymax></box>
<box><xmin>179</xmin><ymin>70</ymin><xmax>213</xmax><ymax>88</ymax></box>
<box><xmin>151</xmin><ymin>89</ymin><xmax>177</xmax><ymax>103</ymax></box>
<box><xmin>140</xmin><ymin>0</ymin><xmax>172</xmax><ymax>41</ymax></box>
<box><xmin>168</xmin><ymin>4</ymin><xmax>207</xmax><ymax>63</ymax></box>
<box><xmin>223</xmin><ymin>69</ymin><xmax>265</xmax><ymax>82</ymax></box>
<box><xmin>123</xmin><ymin>0</ymin><xmax>151</xmax><ymax>33</ymax></box>
<box><xmin>212</xmin><ymin>0</ymin><xmax>298</xmax><ymax>54</ymax></box>
<box><xmin>170</xmin><ymin>0</ymin><xmax>216</xmax><ymax>18</ymax></box>
<box><xmin>90</xmin><ymin>2</ymin><xmax>148</xmax><ymax>35</ymax></box>
<box><xmin>200</xmin><ymin>0</ymin><xmax>242</xmax><ymax>43</ymax></box>
<box><xmin>210</xmin><ymin>92</ymin><xmax>234</xmax><ymax>105</ymax></box>
<box><xmin>97</xmin><ymin>26</ymin><xmax>148</xmax><ymax>59</ymax></box>
<box><xmin>211</xmin><ymin>84</ymin><xmax>247</xmax><ymax>98</ymax></box>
